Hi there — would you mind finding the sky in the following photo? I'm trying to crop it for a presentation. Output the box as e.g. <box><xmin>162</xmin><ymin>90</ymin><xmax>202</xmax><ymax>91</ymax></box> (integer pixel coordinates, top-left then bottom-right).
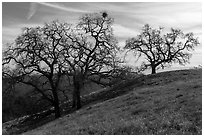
<box><xmin>2</xmin><ymin>2</ymin><xmax>202</xmax><ymax>73</ymax></box>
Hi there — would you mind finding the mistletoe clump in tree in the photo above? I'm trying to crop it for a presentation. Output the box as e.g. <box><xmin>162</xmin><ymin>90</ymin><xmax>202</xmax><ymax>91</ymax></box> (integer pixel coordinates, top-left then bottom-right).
<box><xmin>62</xmin><ymin>12</ymin><xmax>120</xmax><ymax>109</ymax></box>
<box><xmin>3</xmin><ymin>12</ymin><xmax>121</xmax><ymax>118</ymax></box>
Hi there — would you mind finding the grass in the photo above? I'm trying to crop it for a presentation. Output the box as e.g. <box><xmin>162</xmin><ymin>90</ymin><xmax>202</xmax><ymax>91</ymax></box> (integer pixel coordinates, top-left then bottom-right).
<box><xmin>20</xmin><ymin>69</ymin><xmax>202</xmax><ymax>135</ymax></box>
<box><xmin>2</xmin><ymin>76</ymin><xmax>103</xmax><ymax>123</ymax></box>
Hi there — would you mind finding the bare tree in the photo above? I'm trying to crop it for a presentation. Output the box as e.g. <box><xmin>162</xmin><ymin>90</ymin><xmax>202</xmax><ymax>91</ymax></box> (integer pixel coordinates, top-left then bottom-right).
<box><xmin>125</xmin><ymin>24</ymin><xmax>199</xmax><ymax>74</ymax></box>
<box><xmin>62</xmin><ymin>12</ymin><xmax>120</xmax><ymax>109</ymax></box>
<box><xmin>2</xmin><ymin>21</ymin><xmax>72</xmax><ymax>118</ymax></box>
<box><xmin>3</xmin><ymin>12</ymin><xmax>120</xmax><ymax>116</ymax></box>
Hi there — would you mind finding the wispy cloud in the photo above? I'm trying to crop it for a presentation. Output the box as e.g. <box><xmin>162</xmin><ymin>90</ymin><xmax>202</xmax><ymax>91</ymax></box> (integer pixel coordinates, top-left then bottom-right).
<box><xmin>113</xmin><ymin>24</ymin><xmax>138</xmax><ymax>39</ymax></box>
<box><xmin>2</xmin><ymin>2</ymin><xmax>202</xmax><ymax>68</ymax></box>
<box><xmin>3</xmin><ymin>23</ymin><xmax>44</xmax><ymax>44</ymax></box>
<box><xmin>27</xmin><ymin>3</ymin><xmax>38</xmax><ymax>20</ymax></box>
<box><xmin>38</xmin><ymin>2</ymin><xmax>88</xmax><ymax>13</ymax></box>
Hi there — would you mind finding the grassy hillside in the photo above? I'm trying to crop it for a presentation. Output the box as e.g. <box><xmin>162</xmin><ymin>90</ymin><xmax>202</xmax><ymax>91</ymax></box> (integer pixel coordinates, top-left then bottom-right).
<box><xmin>2</xmin><ymin>75</ymin><xmax>104</xmax><ymax>123</ymax></box>
<box><xmin>21</xmin><ymin>69</ymin><xmax>202</xmax><ymax>135</ymax></box>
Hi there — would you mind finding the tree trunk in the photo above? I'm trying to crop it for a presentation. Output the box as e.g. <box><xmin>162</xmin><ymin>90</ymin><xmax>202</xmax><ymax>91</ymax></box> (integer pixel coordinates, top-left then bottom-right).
<box><xmin>75</xmin><ymin>86</ymin><xmax>81</xmax><ymax>109</ymax></box>
<box><xmin>72</xmin><ymin>90</ymin><xmax>77</xmax><ymax>108</ymax></box>
<box><xmin>72</xmin><ymin>74</ymin><xmax>82</xmax><ymax>109</ymax></box>
<box><xmin>53</xmin><ymin>101</ymin><xmax>61</xmax><ymax>118</ymax></box>
<box><xmin>72</xmin><ymin>80</ymin><xmax>82</xmax><ymax>109</ymax></box>
<box><xmin>151</xmin><ymin>66</ymin><xmax>156</xmax><ymax>74</ymax></box>
<box><xmin>52</xmin><ymin>90</ymin><xmax>61</xmax><ymax>118</ymax></box>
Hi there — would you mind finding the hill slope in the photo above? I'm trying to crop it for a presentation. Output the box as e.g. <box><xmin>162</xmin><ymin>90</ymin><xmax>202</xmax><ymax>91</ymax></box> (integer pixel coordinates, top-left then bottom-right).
<box><xmin>23</xmin><ymin>69</ymin><xmax>202</xmax><ymax>135</ymax></box>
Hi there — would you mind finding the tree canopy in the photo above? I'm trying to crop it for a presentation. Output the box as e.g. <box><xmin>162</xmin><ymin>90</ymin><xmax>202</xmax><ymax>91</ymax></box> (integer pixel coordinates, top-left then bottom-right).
<box><xmin>125</xmin><ymin>24</ymin><xmax>199</xmax><ymax>74</ymax></box>
<box><xmin>63</xmin><ymin>12</ymin><xmax>120</xmax><ymax>108</ymax></box>
<box><xmin>2</xmin><ymin>12</ymin><xmax>121</xmax><ymax>117</ymax></box>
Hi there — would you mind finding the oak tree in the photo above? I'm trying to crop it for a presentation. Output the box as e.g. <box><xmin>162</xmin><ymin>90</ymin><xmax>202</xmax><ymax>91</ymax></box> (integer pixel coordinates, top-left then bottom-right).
<box><xmin>125</xmin><ymin>24</ymin><xmax>199</xmax><ymax>74</ymax></box>
<box><xmin>62</xmin><ymin>12</ymin><xmax>120</xmax><ymax>109</ymax></box>
<box><xmin>3</xmin><ymin>12</ymin><xmax>120</xmax><ymax>116</ymax></box>
<box><xmin>3</xmin><ymin>21</ymin><xmax>72</xmax><ymax>118</ymax></box>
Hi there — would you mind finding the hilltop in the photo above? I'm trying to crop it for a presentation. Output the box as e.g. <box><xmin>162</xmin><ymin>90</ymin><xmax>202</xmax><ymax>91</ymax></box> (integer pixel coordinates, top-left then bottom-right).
<box><xmin>3</xmin><ymin>69</ymin><xmax>202</xmax><ymax>135</ymax></box>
